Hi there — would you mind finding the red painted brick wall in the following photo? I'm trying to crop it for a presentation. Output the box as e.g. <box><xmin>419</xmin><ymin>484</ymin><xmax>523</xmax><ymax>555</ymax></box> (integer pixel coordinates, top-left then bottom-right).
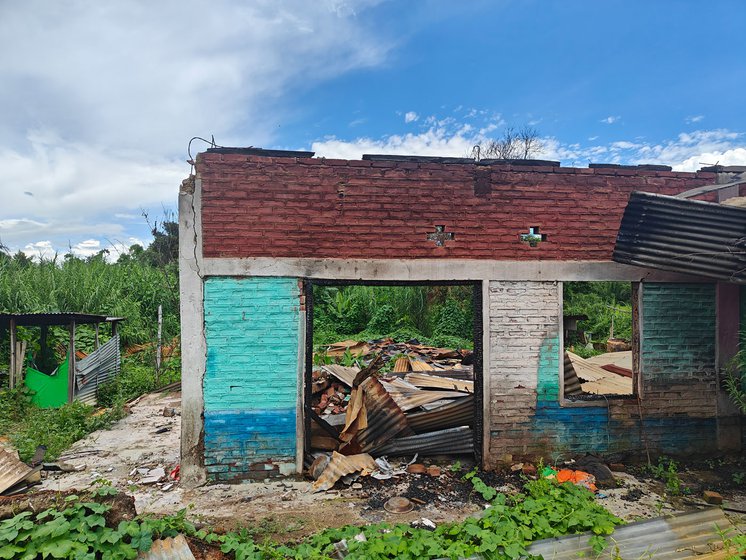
<box><xmin>197</xmin><ymin>153</ymin><xmax>716</xmax><ymax>260</ymax></box>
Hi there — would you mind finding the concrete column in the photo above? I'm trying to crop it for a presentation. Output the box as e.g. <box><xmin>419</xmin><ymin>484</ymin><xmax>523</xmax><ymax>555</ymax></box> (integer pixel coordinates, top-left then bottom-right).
<box><xmin>179</xmin><ymin>176</ymin><xmax>207</xmax><ymax>487</ymax></box>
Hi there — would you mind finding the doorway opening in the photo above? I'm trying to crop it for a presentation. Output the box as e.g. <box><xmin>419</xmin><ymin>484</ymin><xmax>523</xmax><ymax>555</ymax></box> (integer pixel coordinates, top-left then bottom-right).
<box><xmin>303</xmin><ymin>280</ymin><xmax>483</xmax><ymax>466</ymax></box>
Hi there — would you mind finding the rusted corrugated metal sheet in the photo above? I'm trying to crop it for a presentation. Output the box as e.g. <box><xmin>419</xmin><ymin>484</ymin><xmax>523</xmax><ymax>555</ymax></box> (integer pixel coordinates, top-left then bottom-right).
<box><xmin>613</xmin><ymin>191</ymin><xmax>746</xmax><ymax>283</ymax></box>
<box><xmin>405</xmin><ymin>372</ymin><xmax>473</xmax><ymax>393</ymax></box>
<box><xmin>0</xmin><ymin>448</ymin><xmax>37</xmax><ymax>495</ymax></box>
<box><xmin>380</xmin><ymin>378</ymin><xmax>467</xmax><ymax>412</ymax></box>
<box><xmin>354</xmin><ymin>377</ymin><xmax>414</xmax><ymax>453</ymax></box>
<box><xmin>312</xmin><ymin>452</ymin><xmax>377</xmax><ymax>492</ymax></box>
<box><xmin>407</xmin><ymin>395</ymin><xmax>474</xmax><ymax>434</ymax></box>
<box><xmin>528</xmin><ymin>508</ymin><xmax>735</xmax><ymax>559</ymax></box>
<box><xmin>137</xmin><ymin>534</ymin><xmax>195</xmax><ymax>560</ymax></box>
<box><xmin>375</xmin><ymin>426</ymin><xmax>473</xmax><ymax>456</ymax></box>
<box><xmin>321</xmin><ymin>364</ymin><xmax>357</xmax><ymax>387</ymax></box>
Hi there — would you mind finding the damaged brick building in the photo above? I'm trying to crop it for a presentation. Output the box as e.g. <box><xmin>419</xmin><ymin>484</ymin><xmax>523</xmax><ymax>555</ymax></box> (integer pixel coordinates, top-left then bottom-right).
<box><xmin>178</xmin><ymin>148</ymin><xmax>746</xmax><ymax>486</ymax></box>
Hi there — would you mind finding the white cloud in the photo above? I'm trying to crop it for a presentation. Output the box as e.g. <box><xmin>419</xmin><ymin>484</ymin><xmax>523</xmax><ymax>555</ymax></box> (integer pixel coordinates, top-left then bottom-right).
<box><xmin>404</xmin><ymin>111</ymin><xmax>419</xmax><ymax>123</ymax></box>
<box><xmin>0</xmin><ymin>0</ymin><xmax>389</xmax><ymax>249</ymax></box>
<box><xmin>686</xmin><ymin>115</ymin><xmax>705</xmax><ymax>124</ymax></box>
<box><xmin>600</xmin><ymin>115</ymin><xmax>621</xmax><ymax>124</ymax></box>
<box><xmin>314</xmin><ymin>116</ymin><xmax>746</xmax><ymax>172</ymax></box>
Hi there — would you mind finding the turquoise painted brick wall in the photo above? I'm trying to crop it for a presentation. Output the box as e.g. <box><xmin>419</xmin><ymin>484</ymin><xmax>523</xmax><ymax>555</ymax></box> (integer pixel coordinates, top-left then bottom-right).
<box><xmin>203</xmin><ymin>277</ymin><xmax>301</xmax><ymax>481</ymax></box>
<box><xmin>537</xmin><ymin>335</ymin><xmax>560</xmax><ymax>402</ymax></box>
<box><xmin>642</xmin><ymin>283</ymin><xmax>716</xmax><ymax>377</ymax></box>
<box><xmin>526</xmin><ymin>283</ymin><xmax>717</xmax><ymax>459</ymax></box>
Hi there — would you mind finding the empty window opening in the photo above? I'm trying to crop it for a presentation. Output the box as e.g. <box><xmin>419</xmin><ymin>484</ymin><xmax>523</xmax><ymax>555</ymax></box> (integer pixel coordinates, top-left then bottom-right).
<box><xmin>562</xmin><ymin>281</ymin><xmax>636</xmax><ymax>399</ymax></box>
<box><xmin>305</xmin><ymin>282</ymin><xmax>481</xmax><ymax>465</ymax></box>
<box><xmin>520</xmin><ymin>226</ymin><xmax>547</xmax><ymax>247</ymax></box>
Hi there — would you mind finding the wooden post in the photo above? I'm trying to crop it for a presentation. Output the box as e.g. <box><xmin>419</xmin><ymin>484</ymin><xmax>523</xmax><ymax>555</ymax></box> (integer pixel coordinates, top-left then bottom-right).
<box><xmin>156</xmin><ymin>304</ymin><xmax>163</xmax><ymax>385</ymax></box>
<box><xmin>94</xmin><ymin>323</ymin><xmax>100</xmax><ymax>349</ymax></box>
<box><xmin>68</xmin><ymin>321</ymin><xmax>76</xmax><ymax>403</ymax></box>
<box><xmin>8</xmin><ymin>319</ymin><xmax>16</xmax><ymax>389</ymax></box>
<box><xmin>111</xmin><ymin>321</ymin><xmax>118</xmax><ymax>338</ymax></box>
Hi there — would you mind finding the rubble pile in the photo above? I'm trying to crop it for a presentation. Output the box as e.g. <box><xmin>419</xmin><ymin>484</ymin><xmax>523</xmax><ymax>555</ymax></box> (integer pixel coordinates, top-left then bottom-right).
<box><xmin>309</xmin><ymin>339</ymin><xmax>476</xmax><ymax>486</ymax></box>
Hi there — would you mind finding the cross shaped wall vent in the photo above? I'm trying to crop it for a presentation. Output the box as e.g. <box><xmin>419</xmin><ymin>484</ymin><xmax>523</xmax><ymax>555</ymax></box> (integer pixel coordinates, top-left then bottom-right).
<box><xmin>520</xmin><ymin>226</ymin><xmax>547</xmax><ymax>247</ymax></box>
<box><xmin>427</xmin><ymin>225</ymin><xmax>454</xmax><ymax>247</ymax></box>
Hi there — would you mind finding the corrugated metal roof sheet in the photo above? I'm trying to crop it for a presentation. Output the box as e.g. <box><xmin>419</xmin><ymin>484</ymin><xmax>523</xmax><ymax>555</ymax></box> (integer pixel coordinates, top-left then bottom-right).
<box><xmin>0</xmin><ymin>448</ymin><xmax>36</xmax><ymax>495</ymax></box>
<box><xmin>355</xmin><ymin>377</ymin><xmax>414</xmax><ymax>453</ymax></box>
<box><xmin>527</xmin><ymin>508</ymin><xmax>736</xmax><ymax>559</ymax></box>
<box><xmin>375</xmin><ymin>426</ymin><xmax>474</xmax><ymax>456</ymax></box>
<box><xmin>311</xmin><ymin>452</ymin><xmax>378</xmax><ymax>492</ymax></box>
<box><xmin>613</xmin><ymin>191</ymin><xmax>746</xmax><ymax>283</ymax></box>
<box><xmin>75</xmin><ymin>334</ymin><xmax>121</xmax><ymax>405</ymax></box>
<box><xmin>0</xmin><ymin>313</ymin><xmax>124</xmax><ymax>328</ymax></box>
<box><xmin>406</xmin><ymin>395</ymin><xmax>474</xmax><ymax>434</ymax></box>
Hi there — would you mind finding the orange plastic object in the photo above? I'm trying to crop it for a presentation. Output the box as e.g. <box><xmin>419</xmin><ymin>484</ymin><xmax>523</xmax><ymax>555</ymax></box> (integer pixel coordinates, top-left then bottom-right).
<box><xmin>555</xmin><ymin>469</ymin><xmax>597</xmax><ymax>492</ymax></box>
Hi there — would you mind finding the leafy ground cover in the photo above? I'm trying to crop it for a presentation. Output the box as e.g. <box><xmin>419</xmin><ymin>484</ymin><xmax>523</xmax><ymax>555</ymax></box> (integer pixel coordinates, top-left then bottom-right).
<box><xmin>0</xmin><ymin>387</ymin><xmax>124</xmax><ymax>462</ymax></box>
<box><xmin>0</xmin><ymin>477</ymin><xmax>626</xmax><ymax>560</ymax></box>
<box><xmin>0</xmin><ymin>353</ymin><xmax>179</xmax><ymax>463</ymax></box>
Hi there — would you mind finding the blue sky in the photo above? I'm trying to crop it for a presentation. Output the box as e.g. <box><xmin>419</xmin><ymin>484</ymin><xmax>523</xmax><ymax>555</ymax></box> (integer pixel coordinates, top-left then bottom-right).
<box><xmin>1</xmin><ymin>0</ymin><xmax>745</xmax><ymax>259</ymax></box>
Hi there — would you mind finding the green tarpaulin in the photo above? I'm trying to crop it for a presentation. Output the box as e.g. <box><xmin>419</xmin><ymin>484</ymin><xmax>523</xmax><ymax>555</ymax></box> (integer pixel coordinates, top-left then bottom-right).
<box><xmin>25</xmin><ymin>357</ymin><xmax>69</xmax><ymax>408</ymax></box>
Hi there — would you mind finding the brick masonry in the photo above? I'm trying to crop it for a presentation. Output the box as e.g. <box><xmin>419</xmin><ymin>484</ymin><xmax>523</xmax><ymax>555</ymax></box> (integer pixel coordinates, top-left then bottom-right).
<box><xmin>186</xmin><ymin>154</ymin><xmax>735</xmax><ymax>478</ymax></box>
<box><xmin>486</xmin><ymin>281</ymin><xmax>718</xmax><ymax>468</ymax></box>
<box><xmin>197</xmin><ymin>154</ymin><xmax>716</xmax><ymax>261</ymax></box>
<box><xmin>203</xmin><ymin>277</ymin><xmax>300</xmax><ymax>481</ymax></box>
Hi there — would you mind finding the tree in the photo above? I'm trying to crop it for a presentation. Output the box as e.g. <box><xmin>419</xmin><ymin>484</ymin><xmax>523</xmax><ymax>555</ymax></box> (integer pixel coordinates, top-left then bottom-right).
<box><xmin>472</xmin><ymin>126</ymin><xmax>542</xmax><ymax>161</ymax></box>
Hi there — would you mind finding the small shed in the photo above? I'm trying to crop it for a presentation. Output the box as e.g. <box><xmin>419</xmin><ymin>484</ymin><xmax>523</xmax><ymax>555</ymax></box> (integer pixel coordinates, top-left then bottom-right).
<box><xmin>0</xmin><ymin>313</ymin><xmax>124</xmax><ymax>406</ymax></box>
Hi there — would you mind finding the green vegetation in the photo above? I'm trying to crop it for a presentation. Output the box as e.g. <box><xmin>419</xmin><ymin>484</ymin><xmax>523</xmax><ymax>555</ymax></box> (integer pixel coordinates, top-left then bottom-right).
<box><xmin>313</xmin><ymin>285</ymin><xmax>474</xmax><ymax>349</ymax></box>
<box><xmin>0</xmin><ymin>220</ymin><xmax>180</xmax><ymax>460</ymax></box>
<box><xmin>563</xmin><ymin>281</ymin><xmax>632</xmax><ymax>352</ymax></box>
<box><xmin>0</xmin><ymin>477</ymin><xmax>621</xmax><ymax>560</ymax></box>
<box><xmin>643</xmin><ymin>457</ymin><xmax>685</xmax><ymax>496</ymax></box>
<box><xmin>0</xmin><ymin>387</ymin><xmax>124</xmax><ymax>462</ymax></box>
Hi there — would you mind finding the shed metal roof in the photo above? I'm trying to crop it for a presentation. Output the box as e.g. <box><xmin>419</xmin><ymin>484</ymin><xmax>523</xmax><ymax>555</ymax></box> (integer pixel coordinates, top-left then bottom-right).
<box><xmin>0</xmin><ymin>313</ymin><xmax>125</xmax><ymax>329</ymax></box>
<box><xmin>612</xmin><ymin>191</ymin><xmax>746</xmax><ymax>283</ymax></box>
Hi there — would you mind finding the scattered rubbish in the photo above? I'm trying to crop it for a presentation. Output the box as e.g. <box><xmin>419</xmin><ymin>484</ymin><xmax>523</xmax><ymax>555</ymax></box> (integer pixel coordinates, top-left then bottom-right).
<box><xmin>544</xmin><ymin>469</ymin><xmax>598</xmax><ymax>492</ymax></box>
<box><xmin>161</xmin><ymin>483</ymin><xmax>174</xmax><ymax>492</ymax></box>
<box><xmin>42</xmin><ymin>462</ymin><xmax>80</xmax><ymax>472</ymax></box>
<box><xmin>312</xmin><ymin>452</ymin><xmax>378</xmax><ymax>493</ymax></box>
<box><xmin>411</xmin><ymin>518</ymin><xmax>436</xmax><ymax>530</ymax></box>
<box><xmin>137</xmin><ymin>534</ymin><xmax>195</xmax><ymax>560</ymax></box>
<box><xmin>426</xmin><ymin>465</ymin><xmax>441</xmax><ymax>477</ymax></box>
<box><xmin>153</xmin><ymin>426</ymin><xmax>171</xmax><ymax>434</ymax></box>
<box><xmin>384</xmin><ymin>496</ymin><xmax>414</xmax><ymax>514</ymax></box>
<box><xmin>29</xmin><ymin>445</ymin><xmax>47</xmax><ymax>467</ymax></box>
<box><xmin>162</xmin><ymin>407</ymin><xmax>176</xmax><ymax>417</ymax></box>
<box><xmin>703</xmin><ymin>490</ymin><xmax>723</xmax><ymax>505</ymax></box>
<box><xmin>169</xmin><ymin>465</ymin><xmax>180</xmax><ymax>480</ymax></box>
<box><xmin>407</xmin><ymin>463</ymin><xmax>427</xmax><ymax>474</ymax></box>
<box><xmin>309</xmin><ymin>455</ymin><xmax>331</xmax><ymax>480</ymax></box>
<box><xmin>311</xmin><ymin>342</ymin><xmax>475</xmax><ymax>464</ymax></box>
<box><xmin>0</xmin><ymin>447</ymin><xmax>42</xmax><ymax>496</ymax></box>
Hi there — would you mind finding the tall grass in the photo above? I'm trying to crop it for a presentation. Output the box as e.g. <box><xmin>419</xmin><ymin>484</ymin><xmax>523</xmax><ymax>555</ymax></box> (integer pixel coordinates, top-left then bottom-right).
<box><xmin>0</xmin><ymin>253</ymin><xmax>179</xmax><ymax>367</ymax></box>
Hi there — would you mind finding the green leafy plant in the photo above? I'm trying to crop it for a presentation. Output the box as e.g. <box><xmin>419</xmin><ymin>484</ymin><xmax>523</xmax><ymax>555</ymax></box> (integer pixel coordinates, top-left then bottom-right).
<box><xmin>646</xmin><ymin>457</ymin><xmax>683</xmax><ymax>496</ymax></box>
<box><xmin>0</xmin><ymin>478</ymin><xmax>623</xmax><ymax>560</ymax></box>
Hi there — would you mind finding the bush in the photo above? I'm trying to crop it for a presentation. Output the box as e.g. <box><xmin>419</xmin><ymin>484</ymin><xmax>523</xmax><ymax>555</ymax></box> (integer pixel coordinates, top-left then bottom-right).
<box><xmin>0</xmin><ymin>390</ymin><xmax>124</xmax><ymax>461</ymax></box>
<box><xmin>97</xmin><ymin>357</ymin><xmax>180</xmax><ymax>407</ymax></box>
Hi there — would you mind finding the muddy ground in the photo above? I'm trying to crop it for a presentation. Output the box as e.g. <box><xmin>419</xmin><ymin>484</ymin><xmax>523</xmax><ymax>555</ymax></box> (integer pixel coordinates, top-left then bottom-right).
<box><xmin>36</xmin><ymin>388</ymin><xmax>746</xmax><ymax>541</ymax></box>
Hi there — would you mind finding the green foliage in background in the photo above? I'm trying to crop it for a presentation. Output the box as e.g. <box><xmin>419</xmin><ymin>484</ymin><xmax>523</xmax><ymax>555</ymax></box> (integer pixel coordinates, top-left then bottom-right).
<box><xmin>563</xmin><ymin>281</ymin><xmax>632</xmax><ymax>344</ymax></box>
<box><xmin>313</xmin><ymin>285</ymin><xmax>474</xmax><ymax>349</ymax></box>
<box><xmin>0</xmin><ymin>221</ymin><xmax>179</xmax><ymax>374</ymax></box>
<box><xmin>97</xmin><ymin>356</ymin><xmax>181</xmax><ymax>407</ymax></box>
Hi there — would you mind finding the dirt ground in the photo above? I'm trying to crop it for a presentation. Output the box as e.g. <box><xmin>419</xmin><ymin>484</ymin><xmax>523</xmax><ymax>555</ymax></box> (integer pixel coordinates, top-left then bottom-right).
<box><xmin>36</xmin><ymin>388</ymin><xmax>746</xmax><ymax>540</ymax></box>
